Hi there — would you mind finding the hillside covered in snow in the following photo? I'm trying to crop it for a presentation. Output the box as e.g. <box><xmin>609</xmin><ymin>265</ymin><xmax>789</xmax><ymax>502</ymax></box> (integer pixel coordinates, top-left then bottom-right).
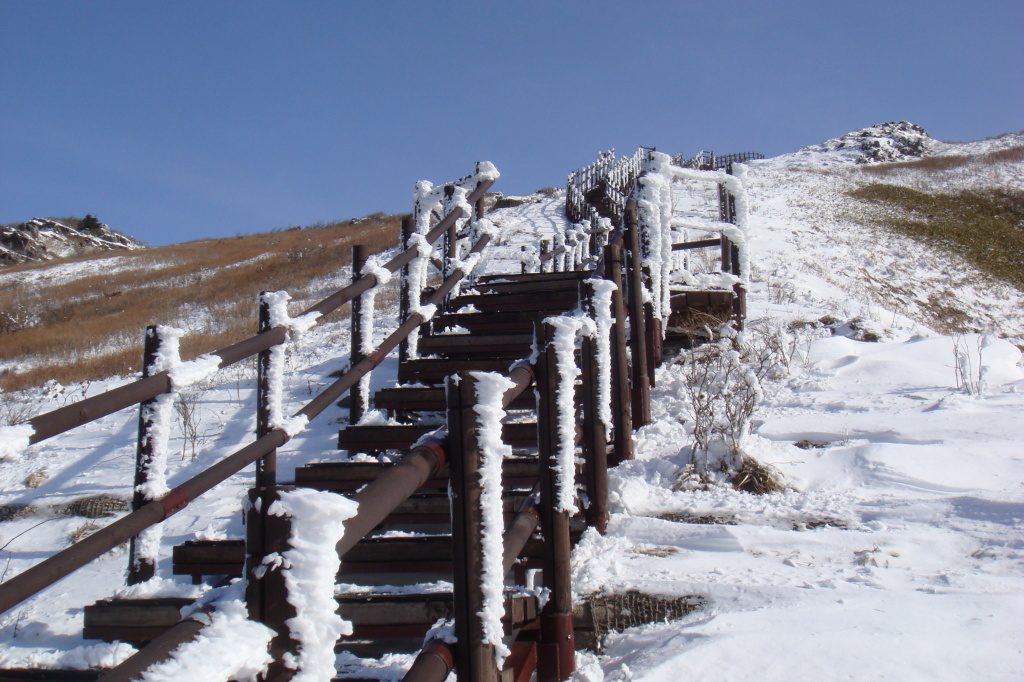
<box><xmin>0</xmin><ymin>123</ymin><xmax>1022</xmax><ymax>680</ymax></box>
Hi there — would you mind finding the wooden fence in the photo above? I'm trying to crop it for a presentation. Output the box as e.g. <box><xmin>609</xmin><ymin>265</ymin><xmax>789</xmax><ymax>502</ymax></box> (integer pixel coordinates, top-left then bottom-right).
<box><xmin>0</xmin><ymin>147</ymin><xmax>752</xmax><ymax>681</ymax></box>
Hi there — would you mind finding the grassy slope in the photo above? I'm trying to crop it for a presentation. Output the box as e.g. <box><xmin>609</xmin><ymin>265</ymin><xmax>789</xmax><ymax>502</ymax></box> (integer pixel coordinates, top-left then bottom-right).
<box><xmin>849</xmin><ymin>184</ymin><xmax>1024</xmax><ymax>289</ymax></box>
<box><xmin>0</xmin><ymin>214</ymin><xmax>401</xmax><ymax>394</ymax></box>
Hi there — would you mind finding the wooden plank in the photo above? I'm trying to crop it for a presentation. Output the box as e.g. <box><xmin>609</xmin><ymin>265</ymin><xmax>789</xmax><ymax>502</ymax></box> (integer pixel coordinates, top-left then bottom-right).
<box><xmin>672</xmin><ymin>238</ymin><xmax>720</xmax><ymax>251</ymax></box>
<box><xmin>449</xmin><ymin>289</ymin><xmax>577</xmax><ymax>313</ymax></box>
<box><xmin>397</xmin><ymin>357</ymin><xmax>514</xmax><ymax>383</ymax></box>
<box><xmin>375</xmin><ymin>386</ymin><xmax>536</xmax><ymax>412</ymax></box>
<box><xmin>296</xmin><ymin>456</ymin><xmax>540</xmax><ymax>490</ymax></box>
<box><xmin>337</xmin><ymin>423</ymin><xmax>537</xmax><ymax>450</ymax></box>
<box><xmin>83</xmin><ymin>594</ymin><xmax>538</xmax><ymax>643</ymax></box>
<box><xmin>476</xmin><ymin>271</ymin><xmax>588</xmax><ymax>285</ymax></box>
<box><xmin>470</xmin><ymin>278</ymin><xmax>589</xmax><ymax>294</ymax></box>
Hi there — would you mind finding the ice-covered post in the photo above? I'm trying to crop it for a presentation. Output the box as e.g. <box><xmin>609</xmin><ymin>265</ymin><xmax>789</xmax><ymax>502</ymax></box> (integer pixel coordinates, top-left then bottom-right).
<box><xmin>624</xmin><ymin>200</ymin><xmax>652</xmax><ymax>427</ymax></box>
<box><xmin>349</xmin><ymin>245</ymin><xmax>368</xmax><ymax>426</ymax></box>
<box><xmin>534</xmin><ymin>321</ymin><xmax>576</xmax><ymax>682</ymax></box>
<box><xmin>725</xmin><ymin>163</ymin><xmax>746</xmax><ymax>330</ymax></box>
<box><xmin>244</xmin><ymin>487</ymin><xmax>297</xmax><ymax>680</ymax></box>
<box><xmin>539</xmin><ymin>238</ymin><xmax>550</xmax><ymax>274</ymax></box>
<box><xmin>128</xmin><ymin>325</ymin><xmax>167</xmax><ymax>584</ymax></box>
<box><xmin>604</xmin><ymin>244</ymin><xmax>633</xmax><ymax>464</ymax></box>
<box><xmin>443</xmin><ymin>184</ymin><xmax>457</xmax><ymax>300</ymax></box>
<box><xmin>399</xmin><ymin>216</ymin><xmax>414</xmax><ymax>366</ymax></box>
<box><xmin>256</xmin><ymin>294</ymin><xmax>277</xmax><ymax>489</ymax></box>
<box><xmin>446</xmin><ymin>371</ymin><xmax>503</xmax><ymax>682</ymax></box>
<box><xmin>579</xmin><ymin>280</ymin><xmax>609</xmax><ymax>533</ymax></box>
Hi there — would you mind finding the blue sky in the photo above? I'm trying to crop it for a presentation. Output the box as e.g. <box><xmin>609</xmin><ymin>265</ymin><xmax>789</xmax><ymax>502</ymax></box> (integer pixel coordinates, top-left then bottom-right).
<box><xmin>2</xmin><ymin>1</ymin><xmax>1021</xmax><ymax>246</ymax></box>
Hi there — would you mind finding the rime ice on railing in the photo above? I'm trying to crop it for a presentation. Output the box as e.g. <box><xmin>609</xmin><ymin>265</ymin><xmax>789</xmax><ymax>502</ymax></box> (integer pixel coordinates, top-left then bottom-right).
<box><xmin>137</xmin><ymin>582</ymin><xmax>274</xmax><ymax>681</ymax></box>
<box><xmin>470</xmin><ymin>370</ymin><xmax>517</xmax><ymax>664</ymax></box>
<box><xmin>407</xmin><ymin>163</ymin><xmax>499</xmax><ymax>358</ymax></box>
<box><xmin>263</xmin><ymin>488</ymin><xmax>359</xmax><ymax>680</ymax></box>
<box><xmin>262</xmin><ymin>291</ymin><xmax>319</xmax><ymax>436</ymax></box>
<box><xmin>636</xmin><ymin>151</ymin><xmax>751</xmax><ymax>329</ymax></box>
<box><xmin>545</xmin><ymin>316</ymin><xmax>583</xmax><ymax>515</ymax></box>
<box><xmin>132</xmin><ymin>324</ymin><xmax>183</xmax><ymax>579</ymax></box>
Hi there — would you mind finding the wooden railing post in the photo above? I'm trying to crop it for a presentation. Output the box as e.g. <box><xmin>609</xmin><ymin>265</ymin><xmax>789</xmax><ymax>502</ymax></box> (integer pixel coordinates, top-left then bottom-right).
<box><xmin>447</xmin><ymin>371</ymin><xmax>500</xmax><ymax>682</ymax></box>
<box><xmin>399</xmin><ymin>216</ymin><xmax>414</xmax><ymax>366</ymax></box>
<box><xmin>443</xmin><ymin>184</ymin><xmax>457</xmax><ymax>297</ymax></box>
<box><xmin>604</xmin><ymin>244</ymin><xmax>633</xmax><ymax>465</ymax></box>
<box><xmin>624</xmin><ymin>201</ymin><xmax>651</xmax><ymax>427</ymax></box>
<box><xmin>256</xmin><ymin>294</ymin><xmax>277</xmax><ymax>489</ymax></box>
<box><xmin>535</xmin><ymin>321</ymin><xmax>576</xmax><ymax>682</ymax></box>
<box><xmin>244</xmin><ymin>486</ymin><xmax>298</xmax><ymax>682</ymax></box>
<box><xmin>349</xmin><ymin>245</ymin><xmax>368</xmax><ymax>427</ymax></box>
<box><xmin>579</xmin><ymin>281</ymin><xmax>609</xmax><ymax>533</ymax></box>
<box><xmin>127</xmin><ymin>325</ymin><xmax>163</xmax><ymax>585</ymax></box>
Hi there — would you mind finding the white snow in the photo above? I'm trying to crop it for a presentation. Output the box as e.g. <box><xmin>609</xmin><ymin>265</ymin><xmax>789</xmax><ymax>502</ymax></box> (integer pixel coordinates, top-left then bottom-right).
<box><xmin>544</xmin><ymin>316</ymin><xmax>583</xmax><ymax>515</ymax></box>
<box><xmin>1</xmin><ymin>132</ymin><xmax>1022</xmax><ymax>681</ymax></box>
<box><xmin>138</xmin><ymin>583</ymin><xmax>274</xmax><ymax>682</ymax></box>
<box><xmin>265</xmin><ymin>488</ymin><xmax>359</xmax><ymax>681</ymax></box>
<box><xmin>469</xmin><ymin>371</ymin><xmax>516</xmax><ymax>663</ymax></box>
<box><xmin>587</xmin><ymin>279</ymin><xmax>616</xmax><ymax>437</ymax></box>
<box><xmin>0</xmin><ymin>423</ymin><xmax>34</xmax><ymax>462</ymax></box>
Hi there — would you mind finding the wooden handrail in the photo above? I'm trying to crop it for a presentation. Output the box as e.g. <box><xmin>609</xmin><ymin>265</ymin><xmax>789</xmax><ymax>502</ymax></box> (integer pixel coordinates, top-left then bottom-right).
<box><xmin>20</xmin><ymin>178</ymin><xmax>494</xmax><ymax>448</ymax></box>
<box><xmin>0</xmin><ymin>183</ymin><xmax>497</xmax><ymax>617</ymax></box>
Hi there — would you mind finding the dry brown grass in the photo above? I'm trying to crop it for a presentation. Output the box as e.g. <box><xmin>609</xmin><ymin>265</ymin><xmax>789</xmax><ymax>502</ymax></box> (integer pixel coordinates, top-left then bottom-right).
<box><xmin>0</xmin><ymin>214</ymin><xmax>402</xmax><ymax>393</ymax></box>
<box><xmin>859</xmin><ymin>145</ymin><xmax>1024</xmax><ymax>176</ymax></box>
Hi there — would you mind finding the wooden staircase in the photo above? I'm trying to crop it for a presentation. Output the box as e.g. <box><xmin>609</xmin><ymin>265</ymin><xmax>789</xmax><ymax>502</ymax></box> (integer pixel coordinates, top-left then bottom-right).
<box><xmin>81</xmin><ymin>270</ymin><xmax>596</xmax><ymax>669</ymax></box>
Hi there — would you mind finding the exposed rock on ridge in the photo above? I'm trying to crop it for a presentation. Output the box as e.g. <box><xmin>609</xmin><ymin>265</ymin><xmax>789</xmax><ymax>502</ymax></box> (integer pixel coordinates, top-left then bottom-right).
<box><xmin>0</xmin><ymin>217</ymin><xmax>144</xmax><ymax>266</ymax></box>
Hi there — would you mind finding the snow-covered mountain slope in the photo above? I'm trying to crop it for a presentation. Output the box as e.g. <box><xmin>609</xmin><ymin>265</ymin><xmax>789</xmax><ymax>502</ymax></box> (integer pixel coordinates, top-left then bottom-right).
<box><xmin>0</xmin><ymin>125</ymin><xmax>1022</xmax><ymax>679</ymax></box>
<box><xmin>0</xmin><ymin>217</ymin><xmax>143</xmax><ymax>266</ymax></box>
<box><xmin>745</xmin><ymin>126</ymin><xmax>1024</xmax><ymax>348</ymax></box>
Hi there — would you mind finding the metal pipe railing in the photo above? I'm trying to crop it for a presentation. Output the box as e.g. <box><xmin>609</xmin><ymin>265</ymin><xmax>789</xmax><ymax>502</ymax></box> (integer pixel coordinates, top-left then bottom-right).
<box><xmin>21</xmin><ymin>178</ymin><xmax>493</xmax><ymax>447</ymax></box>
<box><xmin>0</xmin><ymin>213</ymin><xmax>496</xmax><ymax>617</ymax></box>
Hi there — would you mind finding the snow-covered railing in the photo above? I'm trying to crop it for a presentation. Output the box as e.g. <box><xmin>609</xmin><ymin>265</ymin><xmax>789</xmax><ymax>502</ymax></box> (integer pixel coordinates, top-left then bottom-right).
<box><xmin>400</xmin><ymin>162</ymin><xmax>500</xmax><ymax>363</ymax></box>
<box><xmin>566</xmin><ymin>149</ymin><xmax>615</xmax><ymax>224</ymax></box>
<box><xmin>635</xmin><ymin>151</ymin><xmax>750</xmax><ymax>344</ymax></box>
<box><xmin>672</xmin><ymin>150</ymin><xmax>764</xmax><ymax>169</ymax></box>
<box><xmin>405</xmin><ymin>281</ymin><xmax>620</xmax><ymax>682</ymax></box>
<box><xmin>0</xmin><ymin>165</ymin><xmax>497</xmax><ymax>614</ymax></box>
<box><xmin>559</xmin><ymin>148</ymin><xmax>653</xmax><ymax>273</ymax></box>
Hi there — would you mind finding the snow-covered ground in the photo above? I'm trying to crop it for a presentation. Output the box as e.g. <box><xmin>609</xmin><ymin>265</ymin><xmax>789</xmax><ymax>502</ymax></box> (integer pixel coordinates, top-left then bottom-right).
<box><xmin>0</xmin><ymin>126</ymin><xmax>1022</xmax><ymax>679</ymax></box>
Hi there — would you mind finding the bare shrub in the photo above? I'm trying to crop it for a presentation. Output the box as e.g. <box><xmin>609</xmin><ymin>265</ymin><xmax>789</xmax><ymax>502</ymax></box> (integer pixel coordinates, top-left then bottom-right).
<box><xmin>675</xmin><ymin>328</ymin><xmax>762</xmax><ymax>480</ymax></box>
<box><xmin>672</xmin><ymin>325</ymin><xmax>789</xmax><ymax>493</ymax></box>
<box><xmin>952</xmin><ymin>332</ymin><xmax>992</xmax><ymax>396</ymax></box>
<box><xmin>174</xmin><ymin>387</ymin><xmax>209</xmax><ymax>460</ymax></box>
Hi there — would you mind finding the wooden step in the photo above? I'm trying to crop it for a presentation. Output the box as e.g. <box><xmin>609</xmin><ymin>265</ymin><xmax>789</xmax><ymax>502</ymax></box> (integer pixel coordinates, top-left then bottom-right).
<box><xmin>172</xmin><ymin>539</ymin><xmax>245</xmax><ymax>583</ymax></box>
<box><xmin>374</xmin><ymin>386</ymin><xmax>535</xmax><ymax>414</ymax></box>
<box><xmin>296</xmin><ymin>456</ymin><xmax>540</xmax><ymax>491</ymax></box>
<box><xmin>84</xmin><ymin>593</ymin><xmax>539</xmax><ymax>644</ymax></box>
<box><xmin>448</xmin><ymin>289</ymin><xmax>578</xmax><ymax>313</ymax></box>
<box><xmin>83</xmin><ymin>597</ymin><xmax>195</xmax><ymax>643</ymax></box>
<box><xmin>397</xmin><ymin>357</ymin><xmax>516</xmax><ymax>384</ymax></box>
<box><xmin>353</xmin><ymin>490</ymin><xmax>533</xmax><ymax>525</ymax></box>
<box><xmin>338</xmin><ymin>423</ymin><xmax>537</xmax><ymax>452</ymax></box>
<box><xmin>417</xmin><ymin>332</ymin><xmax>533</xmax><ymax>359</ymax></box>
<box><xmin>668</xmin><ymin>289</ymin><xmax>734</xmax><ymax>312</ymax></box>
<box><xmin>173</xmin><ymin>534</ymin><xmax>550</xmax><ymax>583</ymax></box>
<box><xmin>0</xmin><ymin>672</ymin><xmax>103</xmax><ymax>681</ymax></box>
<box><xmin>476</xmin><ymin>270</ymin><xmax>590</xmax><ymax>284</ymax></box>
<box><xmin>432</xmin><ymin>309</ymin><xmax>558</xmax><ymax>335</ymax></box>
<box><xmin>468</xmin><ymin>277</ymin><xmax>589</xmax><ymax>295</ymax></box>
